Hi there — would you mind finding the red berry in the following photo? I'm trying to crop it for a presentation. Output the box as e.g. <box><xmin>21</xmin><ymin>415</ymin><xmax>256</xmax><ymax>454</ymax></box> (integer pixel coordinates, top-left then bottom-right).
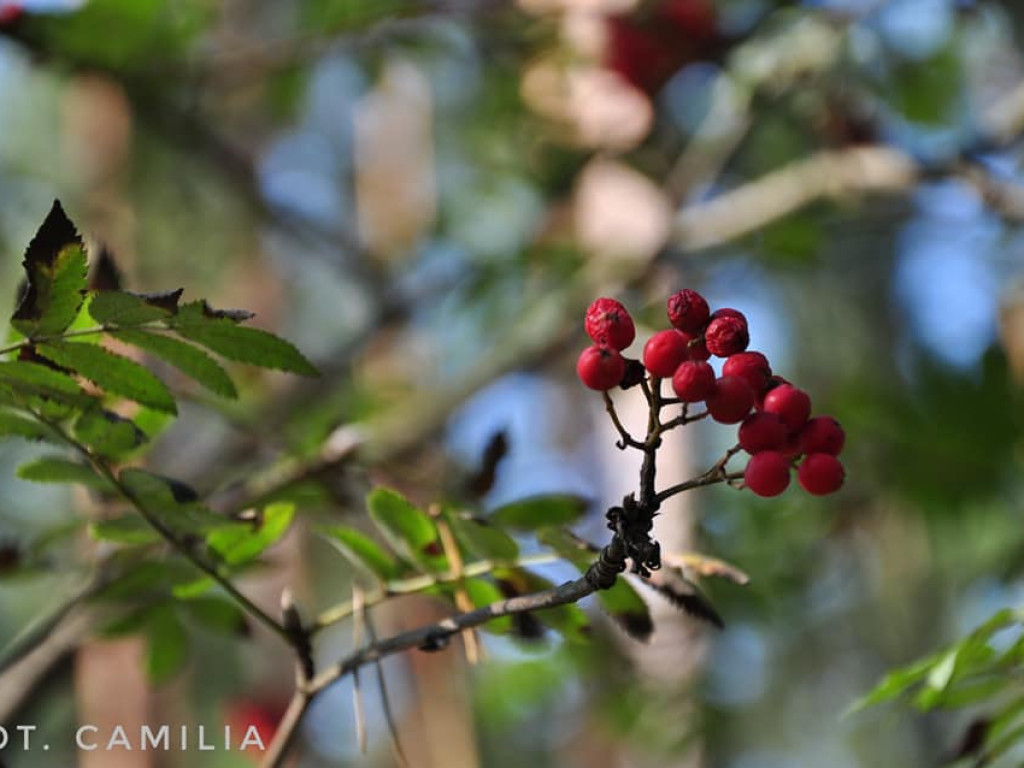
<box><xmin>738</xmin><ymin>412</ymin><xmax>788</xmax><ymax>454</ymax></box>
<box><xmin>671</xmin><ymin>360</ymin><xmax>715</xmax><ymax>402</ymax></box>
<box><xmin>0</xmin><ymin>4</ymin><xmax>23</xmax><ymax>26</ymax></box>
<box><xmin>744</xmin><ymin>451</ymin><xmax>791</xmax><ymax>497</ymax></box>
<box><xmin>585</xmin><ymin>298</ymin><xmax>635</xmax><ymax>351</ymax></box>
<box><xmin>723</xmin><ymin>351</ymin><xmax>771</xmax><ymax>393</ymax></box>
<box><xmin>798</xmin><ymin>453</ymin><xmax>845</xmax><ymax>495</ymax></box>
<box><xmin>666</xmin><ymin>289</ymin><xmax>710</xmax><ymax>334</ymax></box>
<box><xmin>643</xmin><ymin>329</ymin><xmax>690</xmax><ymax>378</ymax></box>
<box><xmin>710</xmin><ymin>307</ymin><xmax>746</xmax><ymax>323</ymax></box>
<box><xmin>706</xmin><ymin>375</ymin><xmax>755</xmax><ymax>424</ymax></box>
<box><xmin>705</xmin><ymin>315</ymin><xmax>749</xmax><ymax>357</ymax></box>
<box><xmin>658</xmin><ymin>0</ymin><xmax>717</xmax><ymax>40</ymax></box>
<box><xmin>576</xmin><ymin>345</ymin><xmax>626</xmax><ymax>391</ymax></box>
<box><xmin>798</xmin><ymin>417</ymin><xmax>845</xmax><ymax>456</ymax></box>
<box><xmin>762</xmin><ymin>384</ymin><xmax>811</xmax><ymax>431</ymax></box>
<box><xmin>755</xmin><ymin>375</ymin><xmax>790</xmax><ymax>410</ymax></box>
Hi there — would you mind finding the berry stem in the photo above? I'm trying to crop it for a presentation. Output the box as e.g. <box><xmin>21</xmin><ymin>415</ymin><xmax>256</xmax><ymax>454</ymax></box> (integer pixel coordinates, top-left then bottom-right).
<box><xmin>602</xmin><ymin>392</ymin><xmax>645</xmax><ymax>450</ymax></box>
<box><xmin>654</xmin><ymin>443</ymin><xmax>742</xmax><ymax>504</ymax></box>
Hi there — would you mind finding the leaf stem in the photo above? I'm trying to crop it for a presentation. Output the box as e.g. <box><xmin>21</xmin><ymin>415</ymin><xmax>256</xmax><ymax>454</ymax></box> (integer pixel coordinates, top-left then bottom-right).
<box><xmin>0</xmin><ymin>326</ymin><xmax>111</xmax><ymax>356</ymax></box>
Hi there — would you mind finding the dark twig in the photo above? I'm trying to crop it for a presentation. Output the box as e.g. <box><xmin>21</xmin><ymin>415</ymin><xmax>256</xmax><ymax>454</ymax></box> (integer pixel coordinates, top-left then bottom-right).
<box><xmin>602</xmin><ymin>392</ymin><xmax>644</xmax><ymax>450</ymax></box>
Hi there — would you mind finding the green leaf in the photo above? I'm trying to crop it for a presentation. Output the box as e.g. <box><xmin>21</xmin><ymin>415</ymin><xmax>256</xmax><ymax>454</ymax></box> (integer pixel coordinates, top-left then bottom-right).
<box><xmin>89</xmin><ymin>515</ymin><xmax>160</xmax><ymax>545</ymax></box>
<box><xmin>114</xmin><ymin>329</ymin><xmax>237</xmax><ymax>399</ymax></box>
<box><xmin>0</xmin><ymin>360</ymin><xmax>91</xmax><ymax>407</ymax></box>
<box><xmin>367</xmin><ymin>488</ymin><xmax>445</xmax><ymax>572</ymax></box>
<box><xmin>11</xmin><ymin>201</ymin><xmax>88</xmax><ymax>337</ymax></box>
<box><xmin>145</xmin><ymin>606</ymin><xmax>189</xmax><ymax>685</ymax></box>
<box><xmin>74</xmin><ymin>406</ymin><xmax>147</xmax><ymax>460</ymax></box>
<box><xmin>16</xmin><ymin>456</ymin><xmax>112</xmax><ymax>490</ymax></box>
<box><xmin>206</xmin><ymin>503</ymin><xmax>296</xmax><ymax>566</ymax></box>
<box><xmin>490</xmin><ymin>495</ymin><xmax>589</xmax><ymax>531</ymax></box>
<box><xmin>463</xmin><ymin>578</ymin><xmax>513</xmax><ymax>634</ymax></box>
<box><xmin>93</xmin><ymin>561</ymin><xmax>199</xmax><ymax>601</ymax></box>
<box><xmin>847</xmin><ymin>653</ymin><xmax>945</xmax><ymax>716</ymax></box>
<box><xmin>170</xmin><ymin>301</ymin><xmax>318</xmax><ymax>377</ymax></box>
<box><xmin>538</xmin><ymin>528</ymin><xmax>652</xmax><ymax>641</ymax></box>
<box><xmin>119</xmin><ymin>469</ymin><xmax>224</xmax><ymax>535</ymax></box>
<box><xmin>320</xmin><ymin>525</ymin><xmax>398</xmax><ymax>581</ymax></box>
<box><xmin>444</xmin><ymin>510</ymin><xmax>519</xmax><ymax>562</ymax></box>
<box><xmin>181</xmin><ymin>596</ymin><xmax>248</xmax><ymax>637</ymax></box>
<box><xmin>100</xmin><ymin>608</ymin><xmax>156</xmax><ymax>638</ymax></box>
<box><xmin>0</xmin><ymin>411</ymin><xmax>57</xmax><ymax>442</ymax></box>
<box><xmin>88</xmin><ymin>290</ymin><xmax>178</xmax><ymax>326</ymax></box>
<box><xmin>37</xmin><ymin>341</ymin><xmax>177</xmax><ymax>414</ymax></box>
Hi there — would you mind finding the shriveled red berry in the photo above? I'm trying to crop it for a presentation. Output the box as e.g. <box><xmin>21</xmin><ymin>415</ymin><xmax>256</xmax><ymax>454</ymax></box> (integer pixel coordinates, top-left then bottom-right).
<box><xmin>710</xmin><ymin>307</ymin><xmax>746</xmax><ymax>323</ymax></box>
<box><xmin>798</xmin><ymin>453</ymin><xmax>845</xmax><ymax>495</ymax></box>
<box><xmin>723</xmin><ymin>351</ymin><xmax>771</xmax><ymax>393</ymax></box>
<box><xmin>744</xmin><ymin>451</ymin><xmax>791</xmax><ymax>497</ymax></box>
<box><xmin>706</xmin><ymin>375</ymin><xmax>755</xmax><ymax>424</ymax></box>
<box><xmin>643</xmin><ymin>330</ymin><xmax>690</xmax><ymax>378</ymax></box>
<box><xmin>666</xmin><ymin>289</ymin><xmax>710</xmax><ymax>334</ymax></box>
<box><xmin>585</xmin><ymin>298</ymin><xmax>635</xmax><ymax>351</ymax></box>
<box><xmin>798</xmin><ymin>417</ymin><xmax>845</xmax><ymax>456</ymax></box>
<box><xmin>705</xmin><ymin>315</ymin><xmax>749</xmax><ymax>357</ymax></box>
<box><xmin>738</xmin><ymin>412</ymin><xmax>788</xmax><ymax>454</ymax></box>
<box><xmin>679</xmin><ymin>331</ymin><xmax>711</xmax><ymax>361</ymax></box>
<box><xmin>576</xmin><ymin>345</ymin><xmax>626</xmax><ymax>391</ymax></box>
<box><xmin>671</xmin><ymin>360</ymin><xmax>715</xmax><ymax>402</ymax></box>
<box><xmin>762</xmin><ymin>384</ymin><xmax>811</xmax><ymax>431</ymax></box>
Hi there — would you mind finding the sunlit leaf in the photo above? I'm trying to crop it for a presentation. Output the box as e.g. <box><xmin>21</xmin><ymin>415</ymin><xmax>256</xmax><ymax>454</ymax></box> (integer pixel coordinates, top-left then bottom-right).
<box><xmin>320</xmin><ymin>525</ymin><xmax>398</xmax><ymax>581</ymax></box>
<box><xmin>206</xmin><ymin>503</ymin><xmax>296</xmax><ymax>566</ymax></box>
<box><xmin>367</xmin><ymin>488</ymin><xmax>445</xmax><ymax>572</ymax></box>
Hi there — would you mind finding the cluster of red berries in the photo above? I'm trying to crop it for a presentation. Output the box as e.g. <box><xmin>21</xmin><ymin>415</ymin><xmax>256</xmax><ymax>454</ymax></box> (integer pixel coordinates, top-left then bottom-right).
<box><xmin>576</xmin><ymin>291</ymin><xmax>846</xmax><ymax>498</ymax></box>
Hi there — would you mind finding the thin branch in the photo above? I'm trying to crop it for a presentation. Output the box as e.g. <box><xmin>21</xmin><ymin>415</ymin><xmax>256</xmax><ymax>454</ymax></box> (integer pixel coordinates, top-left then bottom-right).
<box><xmin>361</xmin><ymin>591</ymin><xmax>409</xmax><ymax>768</ymax></box>
<box><xmin>306</xmin><ymin>575</ymin><xmax>598</xmax><ymax>696</ymax></box>
<box><xmin>674</xmin><ymin>146</ymin><xmax>918</xmax><ymax>251</ymax></box>
<box><xmin>32</xmin><ymin>411</ymin><xmax>292</xmax><ymax>645</ymax></box>
<box><xmin>309</xmin><ymin>552</ymin><xmax>561</xmax><ymax>634</ymax></box>
<box><xmin>659</xmin><ymin>408</ymin><xmax>708</xmax><ymax>433</ymax></box>
<box><xmin>602</xmin><ymin>392</ymin><xmax>644</xmax><ymax>450</ymax></box>
<box><xmin>261</xmin><ymin>591</ymin><xmax>317</xmax><ymax>768</ymax></box>
<box><xmin>351</xmin><ymin>587</ymin><xmax>368</xmax><ymax>755</ymax></box>
<box><xmin>655</xmin><ymin>444</ymin><xmax>743</xmax><ymax>504</ymax></box>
